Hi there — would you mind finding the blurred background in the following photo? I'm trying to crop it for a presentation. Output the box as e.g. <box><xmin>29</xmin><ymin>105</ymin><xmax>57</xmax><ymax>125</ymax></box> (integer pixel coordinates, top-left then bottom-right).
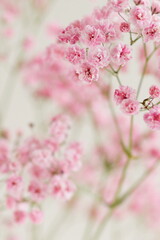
<box><xmin>0</xmin><ymin>1</ymin><xmax>160</xmax><ymax>240</ymax></box>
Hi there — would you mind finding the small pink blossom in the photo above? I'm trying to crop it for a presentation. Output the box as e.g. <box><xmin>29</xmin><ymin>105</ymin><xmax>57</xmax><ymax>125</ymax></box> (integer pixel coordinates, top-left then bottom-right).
<box><xmin>58</xmin><ymin>23</ymin><xmax>81</xmax><ymax>44</ymax></box>
<box><xmin>96</xmin><ymin>21</ymin><xmax>120</xmax><ymax>43</ymax></box>
<box><xmin>14</xmin><ymin>210</ymin><xmax>27</xmax><ymax>224</ymax></box>
<box><xmin>134</xmin><ymin>0</ymin><xmax>150</xmax><ymax>6</ymax></box>
<box><xmin>143</xmin><ymin>21</ymin><xmax>160</xmax><ymax>42</ymax></box>
<box><xmin>50</xmin><ymin>115</ymin><xmax>71</xmax><ymax>144</ymax></box>
<box><xmin>130</xmin><ymin>6</ymin><xmax>151</xmax><ymax>29</ymax></box>
<box><xmin>111</xmin><ymin>44</ymin><xmax>132</xmax><ymax>66</ymax></box>
<box><xmin>7</xmin><ymin>176</ymin><xmax>23</xmax><ymax>196</ymax></box>
<box><xmin>6</xmin><ymin>196</ymin><xmax>17</xmax><ymax>209</ymax></box>
<box><xmin>28</xmin><ymin>181</ymin><xmax>46</xmax><ymax>201</ymax></box>
<box><xmin>114</xmin><ymin>86</ymin><xmax>136</xmax><ymax>105</ymax></box>
<box><xmin>77</xmin><ymin>62</ymin><xmax>99</xmax><ymax>83</ymax></box>
<box><xmin>29</xmin><ymin>209</ymin><xmax>43</xmax><ymax>224</ymax></box>
<box><xmin>65</xmin><ymin>46</ymin><xmax>85</xmax><ymax>64</ymax></box>
<box><xmin>120</xmin><ymin>22</ymin><xmax>130</xmax><ymax>32</ymax></box>
<box><xmin>121</xmin><ymin>99</ymin><xmax>140</xmax><ymax>115</ymax></box>
<box><xmin>110</xmin><ymin>0</ymin><xmax>129</xmax><ymax>12</ymax></box>
<box><xmin>144</xmin><ymin>106</ymin><xmax>160</xmax><ymax>130</ymax></box>
<box><xmin>88</xmin><ymin>46</ymin><xmax>110</xmax><ymax>68</ymax></box>
<box><xmin>63</xmin><ymin>142</ymin><xmax>83</xmax><ymax>172</ymax></box>
<box><xmin>149</xmin><ymin>85</ymin><xmax>160</xmax><ymax>98</ymax></box>
<box><xmin>50</xmin><ymin>176</ymin><xmax>76</xmax><ymax>200</ymax></box>
<box><xmin>31</xmin><ymin>149</ymin><xmax>53</xmax><ymax>168</ymax></box>
<box><xmin>82</xmin><ymin>25</ymin><xmax>105</xmax><ymax>46</ymax></box>
<box><xmin>151</xmin><ymin>0</ymin><xmax>160</xmax><ymax>14</ymax></box>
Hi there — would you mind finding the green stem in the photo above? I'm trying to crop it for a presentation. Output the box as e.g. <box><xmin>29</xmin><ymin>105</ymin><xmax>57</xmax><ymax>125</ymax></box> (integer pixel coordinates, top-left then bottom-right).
<box><xmin>137</xmin><ymin>44</ymin><xmax>160</xmax><ymax>99</ymax></box>
<box><xmin>90</xmin><ymin>209</ymin><xmax>114</xmax><ymax>240</ymax></box>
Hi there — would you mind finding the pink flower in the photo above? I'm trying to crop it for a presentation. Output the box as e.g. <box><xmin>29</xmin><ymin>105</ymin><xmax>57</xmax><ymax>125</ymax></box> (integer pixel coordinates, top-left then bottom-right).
<box><xmin>111</xmin><ymin>44</ymin><xmax>132</xmax><ymax>66</ymax></box>
<box><xmin>31</xmin><ymin>149</ymin><xmax>53</xmax><ymax>168</ymax></box>
<box><xmin>7</xmin><ymin>176</ymin><xmax>23</xmax><ymax>196</ymax></box>
<box><xmin>110</xmin><ymin>0</ymin><xmax>129</xmax><ymax>12</ymax></box>
<box><xmin>130</xmin><ymin>6</ymin><xmax>151</xmax><ymax>29</ymax></box>
<box><xmin>58</xmin><ymin>22</ymin><xmax>81</xmax><ymax>44</ymax></box>
<box><xmin>134</xmin><ymin>0</ymin><xmax>150</xmax><ymax>6</ymax></box>
<box><xmin>120</xmin><ymin>22</ymin><xmax>130</xmax><ymax>32</ymax></box>
<box><xmin>149</xmin><ymin>85</ymin><xmax>160</xmax><ymax>98</ymax></box>
<box><xmin>144</xmin><ymin>106</ymin><xmax>160</xmax><ymax>130</ymax></box>
<box><xmin>29</xmin><ymin>209</ymin><xmax>43</xmax><ymax>224</ymax></box>
<box><xmin>50</xmin><ymin>176</ymin><xmax>76</xmax><ymax>200</ymax></box>
<box><xmin>114</xmin><ymin>86</ymin><xmax>136</xmax><ymax>105</ymax></box>
<box><xmin>77</xmin><ymin>62</ymin><xmax>99</xmax><ymax>83</ymax></box>
<box><xmin>143</xmin><ymin>20</ymin><xmax>160</xmax><ymax>42</ymax></box>
<box><xmin>6</xmin><ymin>196</ymin><xmax>17</xmax><ymax>209</ymax></box>
<box><xmin>65</xmin><ymin>46</ymin><xmax>85</xmax><ymax>64</ymax></box>
<box><xmin>88</xmin><ymin>46</ymin><xmax>110</xmax><ymax>68</ymax></box>
<box><xmin>151</xmin><ymin>0</ymin><xmax>160</xmax><ymax>14</ymax></box>
<box><xmin>82</xmin><ymin>25</ymin><xmax>105</xmax><ymax>46</ymax></box>
<box><xmin>14</xmin><ymin>210</ymin><xmax>27</xmax><ymax>224</ymax></box>
<box><xmin>50</xmin><ymin>115</ymin><xmax>71</xmax><ymax>144</ymax></box>
<box><xmin>121</xmin><ymin>99</ymin><xmax>140</xmax><ymax>115</ymax></box>
<box><xmin>62</xmin><ymin>142</ymin><xmax>83</xmax><ymax>172</ymax></box>
<box><xmin>28</xmin><ymin>181</ymin><xmax>46</xmax><ymax>201</ymax></box>
<box><xmin>96</xmin><ymin>20</ymin><xmax>120</xmax><ymax>43</ymax></box>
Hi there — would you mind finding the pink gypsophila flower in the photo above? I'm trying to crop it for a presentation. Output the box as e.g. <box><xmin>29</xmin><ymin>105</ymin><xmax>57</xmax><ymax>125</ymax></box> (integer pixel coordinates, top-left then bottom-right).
<box><xmin>143</xmin><ymin>20</ymin><xmax>160</xmax><ymax>42</ymax></box>
<box><xmin>50</xmin><ymin>176</ymin><xmax>76</xmax><ymax>200</ymax></box>
<box><xmin>110</xmin><ymin>0</ymin><xmax>129</xmax><ymax>12</ymax></box>
<box><xmin>7</xmin><ymin>176</ymin><xmax>23</xmax><ymax>197</ymax></box>
<box><xmin>82</xmin><ymin>25</ymin><xmax>105</xmax><ymax>46</ymax></box>
<box><xmin>77</xmin><ymin>61</ymin><xmax>99</xmax><ymax>83</ymax></box>
<box><xmin>149</xmin><ymin>85</ymin><xmax>160</xmax><ymax>98</ymax></box>
<box><xmin>130</xmin><ymin>6</ymin><xmax>151</xmax><ymax>29</ymax></box>
<box><xmin>110</xmin><ymin>44</ymin><xmax>132</xmax><ymax>66</ymax></box>
<box><xmin>14</xmin><ymin>210</ymin><xmax>27</xmax><ymax>224</ymax></box>
<box><xmin>134</xmin><ymin>0</ymin><xmax>150</xmax><ymax>6</ymax></box>
<box><xmin>144</xmin><ymin>106</ymin><xmax>160</xmax><ymax>130</ymax></box>
<box><xmin>88</xmin><ymin>46</ymin><xmax>110</xmax><ymax>68</ymax></box>
<box><xmin>121</xmin><ymin>99</ymin><xmax>140</xmax><ymax>115</ymax></box>
<box><xmin>31</xmin><ymin>148</ymin><xmax>53</xmax><ymax>168</ymax></box>
<box><xmin>50</xmin><ymin>115</ymin><xmax>71</xmax><ymax>144</ymax></box>
<box><xmin>28</xmin><ymin>181</ymin><xmax>46</xmax><ymax>201</ymax></box>
<box><xmin>151</xmin><ymin>0</ymin><xmax>160</xmax><ymax>14</ymax></box>
<box><xmin>114</xmin><ymin>86</ymin><xmax>136</xmax><ymax>105</ymax></box>
<box><xmin>120</xmin><ymin>22</ymin><xmax>130</xmax><ymax>32</ymax></box>
<box><xmin>65</xmin><ymin>46</ymin><xmax>85</xmax><ymax>64</ymax></box>
<box><xmin>58</xmin><ymin>23</ymin><xmax>81</xmax><ymax>44</ymax></box>
<box><xmin>29</xmin><ymin>209</ymin><xmax>43</xmax><ymax>224</ymax></box>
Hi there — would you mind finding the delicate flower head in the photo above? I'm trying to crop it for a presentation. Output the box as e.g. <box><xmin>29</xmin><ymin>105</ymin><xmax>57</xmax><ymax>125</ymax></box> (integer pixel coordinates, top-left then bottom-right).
<box><xmin>58</xmin><ymin>23</ymin><xmax>81</xmax><ymax>44</ymax></box>
<box><xmin>149</xmin><ymin>85</ymin><xmax>160</xmax><ymax>98</ymax></box>
<box><xmin>29</xmin><ymin>209</ymin><xmax>43</xmax><ymax>224</ymax></box>
<box><xmin>50</xmin><ymin>114</ymin><xmax>71</xmax><ymax>144</ymax></box>
<box><xmin>121</xmin><ymin>99</ymin><xmax>140</xmax><ymax>115</ymax></box>
<box><xmin>114</xmin><ymin>86</ymin><xmax>136</xmax><ymax>105</ymax></box>
<box><xmin>110</xmin><ymin>0</ymin><xmax>129</xmax><ymax>12</ymax></box>
<box><xmin>120</xmin><ymin>22</ymin><xmax>130</xmax><ymax>32</ymax></box>
<box><xmin>7</xmin><ymin>176</ymin><xmax>23</xmax><ymax>197</ymax></box>
<box><xmin>88</xmin><ymin>46</ymin><xmax>110</xmax><ymax>68</ymax></box>
<box><xmin>111</xmin><ymin>44</ymin><xmax>132</xmax><ymax>66</ymax></box>
<box><xmin>65</xmin><ymin>46</ymin><xmax>85</xmax><ymax>65</ymax></box>
<box><xmin>50</xmin><ymin>176</ymin><xmax>76</xmax><ymax>200</ymax></box>
<box><xmin>82</xmin><ymin>25</ymin><xmax>105</xmax><ymax>46</ymax></box>
<box><xmin>151</xmin><ymin>0</ymin><xmax>160</xmax><ymax>14</ymax></box>
<box><xmin>143</xmin><ymin>21</ymin><xmax>160</xmax><ymax>42</ymax></box>
<box><xmin>14</xmin><ymin>210</ymin><xmax>27</xmax><ymax>224</ymax></box>
<box><xmin>130</xmin><ymin>6</ymin><xmax>151</xmax><ymax>29</ymax></box>
<box><xmin>144</xmin><ymin>106</ymin><xmax>160</xmax><ymax>130</ymax></box>
<box><xmin>77</xmin><ymin>61</ymin><xmax>99</xmax><ymax>83</ymax></box>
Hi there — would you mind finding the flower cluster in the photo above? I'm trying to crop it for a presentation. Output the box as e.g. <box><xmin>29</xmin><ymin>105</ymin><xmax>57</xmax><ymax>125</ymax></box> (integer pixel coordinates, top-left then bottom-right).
<box><xmin>114</xmin><ymin>86</ymin><xmax>140</xmax><ymax>115</ymax></box>
<box><xmin>0</xmin><ymin>115</ymin><xmax>82</xmax><ymax>225</ymax></box>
